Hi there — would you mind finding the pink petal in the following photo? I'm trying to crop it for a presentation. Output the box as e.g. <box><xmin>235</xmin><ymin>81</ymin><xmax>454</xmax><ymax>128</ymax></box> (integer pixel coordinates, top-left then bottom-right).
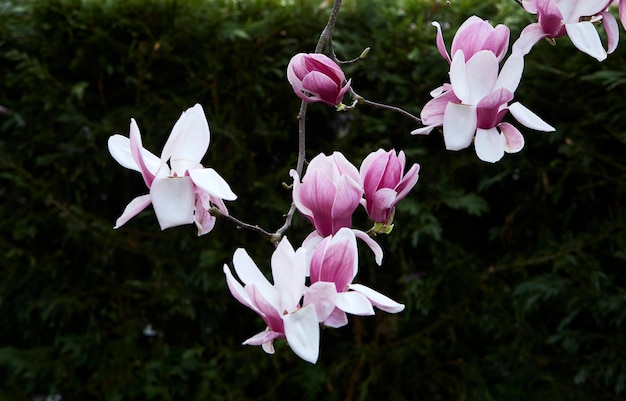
<box><xmin>602</xmin><ymin>11</ymin><xmax>619</xmax><ymax>54</ymax></box>
<box><xmin>223</xmin><ymin>264</ymin><xmax>260</xmax><ymax>314</ymax></box>
<box><xmin>129</xmin><ymin>119</ymin><xmax>156</xmax><ymax>187</ymax></box>
<box><xmin>232</xmin><ymin>248</ymin><xmax>277</xmax><ymax>308</ymax></box>
<box><xmin>432</xmin><ymin>21</ymin><xmax>451</xmax><ymax>63</ymax></box>
<box><xmin>304</xmin><ymin>281</ymin><xmax>338</xmax><ymax>323</ymax></box>
<box><xmin>500</xmin><ymin>122</ymin><xmax>525</xmax><ymax>153</ymax></box>
<box><xmin>243</xmin><ymin>328</ymin><xmax>283</xmax><ymax>348</ymax></box>
<box><xmin>322</xmin><ymin>307</ymin><xmax>348</xmax><ymax>328</ymax></box>
<box><xmin>512</xmin><ymin>23</ymin><xmax>547</xmax><ymax>56</ymax></box>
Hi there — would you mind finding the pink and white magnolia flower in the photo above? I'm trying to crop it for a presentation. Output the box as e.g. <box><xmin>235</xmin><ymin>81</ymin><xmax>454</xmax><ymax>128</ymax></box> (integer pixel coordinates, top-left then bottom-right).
<box><xmin>287</xmin><ymin>53</ymin><xmax>351</xmax><ymax>106</ymax></box>
<box><xmin>514</xmin><ymin>0</ymin><xmax>618</xmax><ymax>61</ymax></box>
<box><xmin>360</xmin><ymin>149</ymin><xmax>420</xmax><ymax>225</ymax></box>
<box><xmin>223</xmin><ymin>237</ymin><xmax>320</xmax><ymax>363</ymax></box>
<box><xmin>108</xmin><ymin>104</ymin><xmax>236</xmax><ymax>235</ymax></box>
<box><xmin>290</xmin><ymin>152</ymin><xmax>363</xmax><ymax>237</ymax></box>
<box><xmin>291</xmin><ymin>152</ymin><xmax>384</xmax><ymax>264</ymax></box>
<box><xmin>433</xmin><ymin>15</ymin><xmax>510</xmax><ymax>63</ymax></box>
<box><xmin>412</xmin><ymin>51</ymin><xmax>555</xmax><ymax>163</ymax></box>
<box><xmin>304</xmin><ymin>228</ymin><xmax>404</xmax><ymax>328</ymax></box>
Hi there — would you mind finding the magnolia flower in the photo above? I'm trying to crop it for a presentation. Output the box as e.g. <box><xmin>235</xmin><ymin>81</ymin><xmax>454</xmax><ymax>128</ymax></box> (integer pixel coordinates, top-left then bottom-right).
<box><xmin>287</xmin><ymin>53</ymin><xmax>351</xmax><ymax>106</ymax></box>
<box><xmin>433</xmin><ymin>15</ymin><xmax>510</xmax><ymax>63</ymax></box>
<box><xmin>514</xmin><ymin>0</ymin><xmax>617</xmax><ymax>61</ymax></box>
<box><xmin>223</xmin><ymin>238</ymin><xmax>320</xmax><ymax>363</ymax></box>
<box><xmin>304</xmin><ymin>228</ymin><xmax>404</xmax><ymax>328</ymax></box>
<box><xmin>360</xmin><ymin>149</ymin><xmax>420</xmax><ymax>225</ymax></box>
<box><xmin>413</xmin><ymin>51</ymin><xmax>554</xmax><ymax>163</ymax></box>
<box><xmin>108</xmin><ymin>104</ymin><xmax>236</xmax><ymax>234</ymax></box>
<box><xmin>291</xmin><ymin>152</ymin><xmax>363</xmax><ymax>237</ymax></box>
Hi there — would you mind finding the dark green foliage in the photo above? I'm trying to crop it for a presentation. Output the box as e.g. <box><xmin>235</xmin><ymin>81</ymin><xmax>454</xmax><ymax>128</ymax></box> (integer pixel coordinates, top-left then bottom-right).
<box><xmin>0</xmin><ymin>0</ymin><xmax>625</xmax><ymax>399</ymax></box>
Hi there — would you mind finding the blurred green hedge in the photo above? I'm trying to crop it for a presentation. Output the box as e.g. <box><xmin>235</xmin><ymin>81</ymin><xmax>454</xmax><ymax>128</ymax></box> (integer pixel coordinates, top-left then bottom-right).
<box><xmin>0</xmin><ymin>0</ymin><xmax>625</xmax><ymax>400</ymax></box>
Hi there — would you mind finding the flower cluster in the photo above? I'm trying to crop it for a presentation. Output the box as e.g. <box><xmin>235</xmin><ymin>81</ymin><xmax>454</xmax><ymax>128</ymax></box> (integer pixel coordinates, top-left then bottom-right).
<box><xmin>108</xmin><ymin>0</ymin><xmax>626</xmax><ymax>363</ymax></box>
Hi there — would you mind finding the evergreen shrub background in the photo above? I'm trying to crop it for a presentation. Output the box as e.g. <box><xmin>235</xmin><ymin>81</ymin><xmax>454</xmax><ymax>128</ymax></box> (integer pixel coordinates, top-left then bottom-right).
<box><xmin>0</xmin><ymin>0</ymin><xmax>625</xmax><ymax>400</ymax></box>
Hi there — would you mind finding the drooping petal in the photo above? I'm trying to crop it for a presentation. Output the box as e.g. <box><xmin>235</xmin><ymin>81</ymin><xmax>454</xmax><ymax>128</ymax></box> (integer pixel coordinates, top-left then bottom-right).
<box><xmin>443</xmin><ymin>102</ymin><xmax>477</xmax><ymax>151</ymax></box>
<box><xmin>113</xmin><ymin>194</ymin><xmax>152</xmax><ymax>228</ymax></box>
<box><xmin>565</xmin><ymin>21</ymin><xmax>607</xmax><ymax>61</ymax></box>
<box><xmin>283</xmin><ymin>304</ymin><xmax>320</xmax><ymax>364</ymax></box>
<box><xmin>150</xmin><ymin>176</ymin><xmax>195</xmax><ymax>230</ymax></box>
<box><xmin>353</xmin><ymin>229</ymin><xmax>383</xmax><ymax>266</ymax></box>
<box><xmin>475</xmin><ymin>127</ymin><xmax>505</xmax><ymax>163</ymax></box>
<box><xmin>161</xmin><ymin>104</ymin><xmax>210</xmax><ymax>175</ymax></box>
<box><xmin>194</xmin><ymin>195</ymin><xmax>216</xmax><ymax>236</ymax></box>
<box><xmin>322</xmin><ymin>307</ymin><xmax>349</xmax><ymax>328</ymax></box>
<box><xmin>188</xmin><ymin>168</ymin><xmax>237</xmax><ymax>200</ymax></box>
<box><xmin>348</xmin><ymin>283</ymin><xmax>405</xmax><ymax>313</ymax></box>
<box><xmin>509</xmin><ymin>102</ymin><xmax>555</xmax><ymax>131</ymax></box>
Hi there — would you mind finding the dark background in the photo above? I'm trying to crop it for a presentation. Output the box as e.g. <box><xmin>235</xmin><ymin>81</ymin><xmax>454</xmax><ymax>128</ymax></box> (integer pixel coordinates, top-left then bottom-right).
<box><xmin>0</xmin><ymin>0</ymin><xmax>625</xmax><ymax>400</ymax></box>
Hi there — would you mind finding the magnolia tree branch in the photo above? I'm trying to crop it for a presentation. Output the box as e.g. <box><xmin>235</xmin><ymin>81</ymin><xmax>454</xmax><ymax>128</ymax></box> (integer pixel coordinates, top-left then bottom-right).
<box><xmin>272</xmin><ymin>0</ymin><xmax>344</xmax><ymax>245</ymax></box>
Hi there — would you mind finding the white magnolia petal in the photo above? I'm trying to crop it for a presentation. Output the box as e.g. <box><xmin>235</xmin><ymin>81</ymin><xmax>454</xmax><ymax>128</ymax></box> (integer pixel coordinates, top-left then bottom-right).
<box><xmin>272</xmin><ymin>238</ymin><xmax>307</xmax><ymax>313</ymax></box>
<box><xmin>114</xmin><ymin>194</ymin><xmax>152</xmax><ymax>228</ymax></box>
<box><xmin>509</xmin><ymin>102</ymin><xmax>555</xmax><ymax>131</ymax></box>
<box><xmin>232</xmin><ymin>248</ymin><xmax>278</xmax><ymax>308</ymax></box>
<box><xmin>150</xmin><ymin>176</ymin><xmax>195</xmax><ymax>230</ymax></box>
<box><xmin>335</xmin><ymin>291</ymin><xmax>375</xmax><ymax>316</ymax></box>
<box><xmin>348</xmin><ymin>283</ymin><xmax>405</xmax><ymax>314</ymax></box>
<box><xmin>565</xmin><ymin>21</ymin><xmax>607</xmax><ymax>61</ymax></box>
<box><xmin>450</xmin><ymin>50</ymin><xmax>469</xmax><ymax>102</ymax></box>
<box><xmin>475</xmin><ymin>128</ymin><xmax>505</xmax><ymax>163</ymax></box>
<box><xmin>496</xmin><ymin>53</ymin><xmax>524</xmax><ymax>93</ymax></box>
<box><xmin>512</xmin><ymin>23</ymin><xmax>546</xmax><ymax>56</ymax></box>
<box><xmin>443</xmin><ymin>102</ymin><xmax>477</xmax><ymax>151</ymax></box>
<box><xmin>188</xmin><ymin>168</ymin><xmax>237</xmax><ymax>200</ymax></box>
<box><xmin>463</xmin><ymin>50</ymin><xmax>499</xmax><ymax>103</ymax></box>
<box><xmin>161</xmin><ymin>104</ymin><xmax>211</xmax><ymax>174</ymax></box>
<box><xmin>283</xmin><ymin>304</ymin><xmax>320</xmax><ymax>364</ymax></box>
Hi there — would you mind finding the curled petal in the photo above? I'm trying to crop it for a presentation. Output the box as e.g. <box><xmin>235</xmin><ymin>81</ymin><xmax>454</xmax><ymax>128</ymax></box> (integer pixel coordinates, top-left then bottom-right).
<box><xmin>108</xmin><ymin>134</ymin><xmax>161</xmax><ymax>174</ymax></box>
<box><xmin>243</xmin><ymin>328</ymin><xmax>283</xmax><ymax>349</ymax></box>
<box><xmin>353</xmin><ymin>229</ymin><xmax>383</xmax><ymax>266</ymax></box>
<box><xmin>602</xmin><ymin>11</ymin><xmax>619</xmax><ymax>55</ymax></box>
<box><xmin>432</xmin><ymin>21</ymin><xmax>451</xmax><ymax>63</ymax></box>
